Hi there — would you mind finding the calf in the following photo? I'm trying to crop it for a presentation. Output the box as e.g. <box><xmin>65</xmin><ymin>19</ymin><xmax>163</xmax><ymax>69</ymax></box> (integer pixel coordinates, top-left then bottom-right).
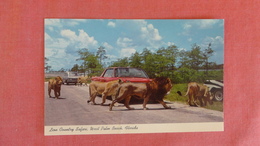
<box><xmin>88</xmin><ymin>79</ymin><xmax>123</xmax><ymax>105</ymax></box>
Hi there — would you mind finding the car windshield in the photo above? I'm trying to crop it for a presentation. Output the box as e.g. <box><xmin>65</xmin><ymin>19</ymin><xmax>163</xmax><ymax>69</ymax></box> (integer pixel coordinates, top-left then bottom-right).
<box><xmin>103</xmin><ymin>68</ymin><xmax>114</xmax><ymax>77</ymax></box>
<box><xmin>115</xmin><ymin>68</ymin><xmax>148</xmax><ymax>78</ymax></box>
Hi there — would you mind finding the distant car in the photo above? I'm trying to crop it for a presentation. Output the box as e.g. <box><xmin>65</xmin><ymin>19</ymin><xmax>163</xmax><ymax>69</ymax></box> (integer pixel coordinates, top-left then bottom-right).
<box><xmin>204</xmin><ymin>80</ymin><xmax>224</xmax><ymax>102</ymax></box>
<box><xmin>63</xmin><ymin>77</ymin><xmax>78</xmax><ymax>85</ymax></box>
<box><xmin>91</xmin><ymin>67</ymin><xmax>151</xmax><ymax>83</ymax></box>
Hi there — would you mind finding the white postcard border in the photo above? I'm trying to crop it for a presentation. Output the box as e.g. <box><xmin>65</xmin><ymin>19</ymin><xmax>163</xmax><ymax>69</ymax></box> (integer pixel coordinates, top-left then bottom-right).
<box><xmin>45</xmin><ymin>122</ymin><xmax>224</xmax><ymax>135</ymax></box>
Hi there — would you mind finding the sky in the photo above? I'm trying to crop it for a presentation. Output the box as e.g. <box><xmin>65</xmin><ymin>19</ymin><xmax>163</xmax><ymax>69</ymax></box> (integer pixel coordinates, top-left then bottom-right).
<box><xmin>45</xmin><ymin>19</ymin><xmax>224</xmax><ymax>71</ymax></box>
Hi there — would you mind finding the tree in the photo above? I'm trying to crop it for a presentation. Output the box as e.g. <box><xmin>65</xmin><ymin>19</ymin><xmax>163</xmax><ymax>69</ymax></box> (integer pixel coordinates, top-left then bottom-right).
<box><xmin>110</xmin><ymin>57</ymin><xmax>129</xmax><ymax>67</ymax></box>
<box><xmin>96</xmin><ymin>46</ymin><xmax>107</xmax><ymax>66</ymax></box>
<box><xmin>187</xmin><ymin>44</ymin><xmax>205</xmax><ymax>71</ymax></box>
<box><xmin>140</xmin><ymin>48</ymin><xmax>152</xmax><ymax>64</ymax></box>
<box><xmin>58</xmin><ymin>68</ymin><xmax>66</xmax><ymax>72</ymax></box>
<box><xmin>71</xmin><ymin>64</ymin><xmax>80</xmax><ymax>72</ymax></box>
<box><xmin>129</xmin><ymin>52</ymin><xmax>142</xmax><ymax>68</ymax></box>
<box><xmin>44</xmin><ymin>57</ymin><xmax>51</xmax><ymax>72</ymax></box>
<box><xmin>156</xmin><ymin>45</ymin><xmax>179</xmax><ymax>71</ymax></box>
<box><xmin>141</xmin><ymin>53</ymin><xmax>158</xmax><ymax>78</ymax></box>
<box><xmin>202</xmin><ymin>43</ymin><xmax>214</xmax><ymax>76</ymax></box>
<box><xmin>178</xmin><ymin>49</ymin><xmax>189</xmax><ymax>68</ymax></box>
<box><xmin>77</xmin><ymin>48</ymin><xmax>103</xmax><ymax>76</ymax></box>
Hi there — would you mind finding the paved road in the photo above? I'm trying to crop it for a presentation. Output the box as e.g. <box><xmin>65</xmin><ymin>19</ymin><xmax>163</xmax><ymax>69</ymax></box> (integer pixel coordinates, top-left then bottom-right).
<box><xmin>45</xmin><ymin>83</ymin><xmax>223</xmax><ymax>126</ymax></box>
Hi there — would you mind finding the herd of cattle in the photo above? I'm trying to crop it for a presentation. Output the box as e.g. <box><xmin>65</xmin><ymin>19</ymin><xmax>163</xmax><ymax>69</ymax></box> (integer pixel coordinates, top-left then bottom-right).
<box><xmin>48</xmin><ymin>76</ymin><xmax>213</xmax><ymax>111</ymax></box>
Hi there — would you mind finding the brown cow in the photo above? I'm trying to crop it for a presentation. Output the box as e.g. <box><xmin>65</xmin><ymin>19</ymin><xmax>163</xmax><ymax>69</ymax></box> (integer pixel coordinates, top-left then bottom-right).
<box><xmin>77</xmin><ymin>76</ymin><xmax>89</xmax><ymax>86</ymax></box>
<box><xmin>109</xmin><ymin>77</ymin><xmax>173</xmax><ymax>111</ymax></box>
<box><xmin>184</xmin><ymin>82</ymin><xmax>213</xmax><ymax>107</ymax></box>
<box><xmin>88</xmin><ymin>79</ymin><xmax>123</xmax><ymax>105</ymax></box>
<box><xmin>77</xmin><ymin>77</ymin><xmax>83</xmax><ymax>86</ymax></box>
<box><xmin>48</xmin><ymin>76</ymin><xmax>63</xmax><ymax>99</ymax></box>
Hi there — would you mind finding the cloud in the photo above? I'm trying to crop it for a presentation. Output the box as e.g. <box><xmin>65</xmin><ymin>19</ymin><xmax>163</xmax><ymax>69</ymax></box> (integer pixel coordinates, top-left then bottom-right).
<box><xmin>140</xmin><ymin>24</ymin><xmax>162</xmax><ymax>41</ymax></box>
<box><xmin>45</xmin><ymin>19</ymin><xmax>62</xmax><ymax>32</ymax></box>
<box><xmin>116</xmin><ymin>37</ymin><xmax>133</xmax><ymax>48</ymax></box>
<box><xmin>66</xmin><ymin>19</ymin><xmax>87</xmax><ymax>26</ymax></box>
<box><xmin>45</xmin><ymin>19</ymin><xmax>88</xmax><ymax>34</ymax></box>
<box><xmin>45</xmin><ymin>32</ymin><xmax>52</xmax><ymax>41</ymax></box>
<box><xmin>183</xmin><ymin>23</ymin><xmax>192</xmax><ymax>30</ymax></box>
<box><xmin>114</xmin><ymin>20</ymin><xmax>164</xmax><ymax>52</ymax></box>
<box><xmin>60</xmin><ymin>29</ymin><xmax>98</xmax><ymax>51</ymax></box>
<box><xmin>202</xmin><ymin>36</ymin><xmax>224</xmax><ymax>50</ymax></box>
<box><xmin>167</xmin><ymin>42</ymin><xmax>175</xmax><ymax>46</ymax></box>
<box><xmin>183</xmin><ymin>19</ymin><xmax>221</xmax><ymax>30</ymax></box>
<box><xmin>201</xmin><ymin>36</ymin><xmax>224</xmax><ymax>64</ymax></box>
<box><xmin>181</xmin><ymin>19</ymin><xmax>222</xmax><ymax>37</ymax></box>
<box><xmin>199</xmin><ymin>20</ymin><xmax>220</xmax><ymax>29</ymax></box>
<box><xmin>45</xmin><ymin>29</ymin><xmax>99</xmax><ymax>70</ymax></box>
<box><xmin>120</xmin><ymin>48</ymin><xmax>136</xmax><ymax>58</ymax></box>
<box><xmin>178</xmin><ymin>48</ymin><xmax>187</xmax><ymax>51</ymax></box>
<box><xmin>105</xmin><ymin>54</ymin><xmax>118</xmax><ymax>62</ymax></box>
<box><xmin>61</xmin><ymin>29</ymin><xmax>77</xmax><ymax>40</ymax></box>
<box><xmin>45</xmin><ymin>32</ymin><xmax>70</xmax><ymax>51</ymax></box>
<box><xmin>77</xmin><ymin>29</ymin><xmax>98</xmax><ymax>49</ymax></box>
<box><xmin>102</xmin><ymin>42</ymin><xmax>113</xmax><ymax>50</ymax></box>
<box><xmin>107</xmin><ymin>21</ymin><xmax>116</xmax><ymax>27</ymax></box>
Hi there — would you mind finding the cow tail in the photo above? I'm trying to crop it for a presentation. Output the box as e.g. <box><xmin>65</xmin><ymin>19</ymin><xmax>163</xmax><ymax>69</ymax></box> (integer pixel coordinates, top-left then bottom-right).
<box><xmin>184</xmin><ymin>84</ymin><xmax>190</xmax><ymax>96</ymax></box>
<box><xmin>196</xmin><ymin>84</ymin><xmax>200</xmax><ymax>96</ymax></box>
<box><xmin>87</xmin><ymin>85</ymin><xmax>91</xmax><ymax>103</ymax></box>
<box><xmin>204</xmin><ymin>85</ymin><xmax>208</xmax><ymax>97</ymax></box>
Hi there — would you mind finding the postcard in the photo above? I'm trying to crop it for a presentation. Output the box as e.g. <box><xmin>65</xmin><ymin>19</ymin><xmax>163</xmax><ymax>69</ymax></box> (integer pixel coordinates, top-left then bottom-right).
<box><xmin>44</xmin><ymin>19</ymin><xmax>224</xmax><ymax>135</ymax></box>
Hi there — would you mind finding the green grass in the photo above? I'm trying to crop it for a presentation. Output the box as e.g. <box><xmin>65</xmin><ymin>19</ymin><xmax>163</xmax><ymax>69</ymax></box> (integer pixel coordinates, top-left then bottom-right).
<box><xmin>166</xmin><ymin>83</ymin><xmax>188</xmax><ymax>102</ymax></box>
<box><xmin>165</xmin><ymin>83</ymin><xmax>223</xmax><ymax>112</ymax></box>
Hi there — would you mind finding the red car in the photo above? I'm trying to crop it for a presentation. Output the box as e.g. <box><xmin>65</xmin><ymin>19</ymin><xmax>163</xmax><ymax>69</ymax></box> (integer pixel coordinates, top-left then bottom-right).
<box><xmin>91</xmin><ymin>67</ymin><xmax>151</xmax><ymax>83</ymax></box>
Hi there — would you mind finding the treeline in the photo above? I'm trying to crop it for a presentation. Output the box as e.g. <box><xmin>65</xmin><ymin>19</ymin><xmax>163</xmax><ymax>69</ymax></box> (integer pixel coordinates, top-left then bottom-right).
<box><xmin>72</xmin><ymin>43</ymin><xmax>223</xmax><ymax>83</ymax></box>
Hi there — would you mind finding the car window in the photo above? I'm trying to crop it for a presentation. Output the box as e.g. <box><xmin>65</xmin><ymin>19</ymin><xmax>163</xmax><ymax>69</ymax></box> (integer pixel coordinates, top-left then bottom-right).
<box><xmin>103</xmin><ymin>68</ymin><xmax>114</xmax><ymax>77</ymax></box>
<box><xmin>116</xmin><ymin>68</ymin><xmax>148</xmax><ymax>78</ymax></box>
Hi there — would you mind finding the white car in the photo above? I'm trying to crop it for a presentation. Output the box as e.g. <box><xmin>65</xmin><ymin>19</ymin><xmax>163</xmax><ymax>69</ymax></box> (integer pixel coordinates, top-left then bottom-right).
<box><xmin>204</xmin><ymin>80</ymin><xmax>224</xmax><ymax>102</ymax></box>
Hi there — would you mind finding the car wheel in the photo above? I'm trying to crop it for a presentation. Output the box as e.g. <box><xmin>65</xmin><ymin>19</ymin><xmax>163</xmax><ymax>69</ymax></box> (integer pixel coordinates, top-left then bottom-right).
<box><xmin>214</xmin><ymin>90</ymin><xmax>223</xmax><ymax>102</ymax></box>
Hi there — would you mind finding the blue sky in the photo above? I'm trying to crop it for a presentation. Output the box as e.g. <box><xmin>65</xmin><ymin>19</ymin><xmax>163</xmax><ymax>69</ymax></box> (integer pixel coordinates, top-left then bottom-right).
<box><xmin>45</xmin><ymin>19</ymin><xmax>224</xmax><ymax>71</ymax></box>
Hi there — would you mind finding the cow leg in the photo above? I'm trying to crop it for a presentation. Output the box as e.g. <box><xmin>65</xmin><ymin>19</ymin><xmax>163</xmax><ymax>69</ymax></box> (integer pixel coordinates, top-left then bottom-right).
<box><xmin>48</xmin><ymin>88</ymin><xmax>52</xmax><ymax>98</ymax></box>
<box><xmin>57</xmin><ymin>88</ymin><xmax>61</xmax><ymax>97</ymax></box>
<box><xmin>193</xmin><ymin>96</ymin><xmax>200</xmax><ymax>107</ymax></box>
<box><xmin>188</xmin><ymin>94</ymin><xmax>192</xmax><ymax>106</ymax></box>
<box><xmin>88</xmin><ymin>93</ymin><xmax>97</xmax><ymax>105</ymax></box>
<box><xmin>100</xmin><ymin>92</ymin><xmax>107</xmax><ymax>106</ymax></box>
<box><xmin>143</xmin><ymin>97</ymin><xmax>149</xmax><ymax>110</ymax></box>
<box><xmin>109</xmin><ymin>97</ymin><xmax>122</xmax><ymax>111</ymax></box>
<box><xmin>109</xmin><ymin>100</ymin><xmax>116</xmax><ymax>111</ymax></box>
<box><xmin>88</xmin><ymin>87</ymin><xmax>97</xmax><ymax>105</ymax></box>
<box><xmin>109</xmin><ymin>94</ymin><xmax>126</xmax><ymax>111</ymax></box>
<box><xmin>158</xmin><ymin>100</ymin><xmax>171</xmax><ymax>109</ymax></box>
<box><xmin>203</xmin><ymin>97</ymin><xmax>207</xmax><ymax>106</ymax></box>
<box><xmin>203</xmin><ymin>97</ymin><xmax>211</xmax><ymax>106</ymax></box>
<box><xmin>53</xmin><ymin>87</ymin><xmax>58</xmax><ymax>99</ymax></box>
<box><xmin>111</xmin><ymin>95</ymin><xmax>119</xmax><ymax>106</ymax></box>
<box><xmin>199</xmin><ymin>96</ymin><xmax>204</xmax><ymax>106</ymax></box>
<box><xmin>87</xmin><ymin>87</ymin><xmax>92</xmax><ymax>103</ymax></box>
<box><xmin>124</xmin><ymin>96</ymin><xmax>134</xmax><ymax>110</ymax></box>
<box><xmin>54</xmin><ymin>91</ymin><xmax>58</xmax><ymax>99</ymax></box>
<box><xmin>91</xmin><ymin>93</ymin><xmax>98</xmax><ymax>105</ymax></box>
